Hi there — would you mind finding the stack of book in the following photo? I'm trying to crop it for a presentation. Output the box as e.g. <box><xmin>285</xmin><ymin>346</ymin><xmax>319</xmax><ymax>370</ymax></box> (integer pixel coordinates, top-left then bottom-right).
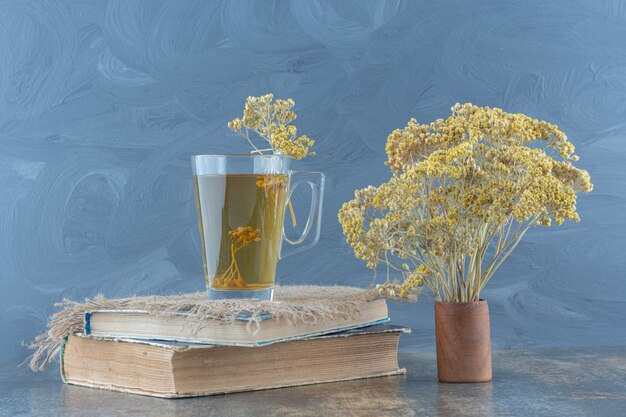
<box><xmin>62</xmin><ymin>297</ymin><xmax>408</xmax><ymax>398</ymax></box>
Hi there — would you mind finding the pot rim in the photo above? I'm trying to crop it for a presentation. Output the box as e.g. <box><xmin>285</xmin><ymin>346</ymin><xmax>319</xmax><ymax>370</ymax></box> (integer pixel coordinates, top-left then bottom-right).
<box><xmin>435</xmin><ymin>299</ymin><xmax>487</xmax><ymax>305</ymax></box>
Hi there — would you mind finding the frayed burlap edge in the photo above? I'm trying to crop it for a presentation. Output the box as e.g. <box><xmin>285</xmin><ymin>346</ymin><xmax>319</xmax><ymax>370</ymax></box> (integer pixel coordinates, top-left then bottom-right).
<box><xmin>27</xmin><ymin>285</ymin><xmax>378</xmax><ymax>372</ymax></box>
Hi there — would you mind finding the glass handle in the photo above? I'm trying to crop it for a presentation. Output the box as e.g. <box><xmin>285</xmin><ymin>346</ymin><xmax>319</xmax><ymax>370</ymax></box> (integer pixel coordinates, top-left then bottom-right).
<box><xmin>280</xmin><ymin>171</ymin><xmax>325</xmax><ymax>259</ymax></box>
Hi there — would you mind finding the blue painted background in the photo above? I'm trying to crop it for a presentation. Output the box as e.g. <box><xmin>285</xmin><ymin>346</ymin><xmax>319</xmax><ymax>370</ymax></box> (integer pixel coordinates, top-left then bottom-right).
<box><xmin>1</xmin><ymin>0</ymin><xmax>624</xmax><ymax>363</ymax></box>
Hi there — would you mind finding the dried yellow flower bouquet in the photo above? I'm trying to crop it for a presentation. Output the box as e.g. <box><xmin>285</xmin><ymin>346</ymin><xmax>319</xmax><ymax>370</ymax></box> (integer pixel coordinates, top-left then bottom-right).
<box><xmin>228</xmin><ymin>93</ymin><xmax>315</xmax><ymax>160</ymax></box>
<box><xmin>339</xmin><ymin>103</ymin><xmax>593</xmax><ymax>303</ymax></box>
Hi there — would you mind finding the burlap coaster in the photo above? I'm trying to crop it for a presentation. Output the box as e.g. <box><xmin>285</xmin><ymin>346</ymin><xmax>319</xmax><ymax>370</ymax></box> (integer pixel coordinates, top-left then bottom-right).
<box><xmin>28</xmin><ymin>285</ymin><xmax>376</xmax><ymax>371</ymax></box>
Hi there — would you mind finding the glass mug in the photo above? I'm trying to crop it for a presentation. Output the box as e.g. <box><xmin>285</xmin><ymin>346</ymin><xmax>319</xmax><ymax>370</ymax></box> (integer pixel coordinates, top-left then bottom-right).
<box><xmin>192</xmin><ymin>154</ymin><xmax>324</xmax><ymax>300</ymax></box>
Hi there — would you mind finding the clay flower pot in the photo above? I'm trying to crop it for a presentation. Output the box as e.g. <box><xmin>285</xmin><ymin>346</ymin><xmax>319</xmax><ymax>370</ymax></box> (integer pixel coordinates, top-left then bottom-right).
<box><xmin>435</xmin><ymin>299</ymin><xmax>492</xmax><ymax>383</ymax></box>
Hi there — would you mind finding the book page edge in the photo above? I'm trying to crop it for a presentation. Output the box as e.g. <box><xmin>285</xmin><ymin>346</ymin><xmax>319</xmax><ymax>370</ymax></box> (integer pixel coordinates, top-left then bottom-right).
<box><xmin>62</xmin><ymin>368</ymin><xmax>407</xmax><ymax>399</ymax></box>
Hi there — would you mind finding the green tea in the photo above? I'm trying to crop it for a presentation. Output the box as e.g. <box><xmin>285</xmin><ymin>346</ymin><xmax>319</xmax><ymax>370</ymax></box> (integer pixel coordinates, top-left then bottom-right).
<box><xmin>194</xmin><ymin>174</ymin><xmax>289</xmax><ymax>290</ymax></box>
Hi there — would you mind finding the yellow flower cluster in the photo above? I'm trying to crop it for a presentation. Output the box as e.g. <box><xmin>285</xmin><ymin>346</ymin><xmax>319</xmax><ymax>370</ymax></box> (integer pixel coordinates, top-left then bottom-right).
<box><xmin>228</xmin><ymin>94</ymin><xmax>315</xmax><ymax>160</ymax></box>
<box><xmin>375</xmin><ymin>264</ymin><xmax>430</xmax><ymax>299</ymax></box>
<box><xmin>339</xmin><ymin>103</ymin><xmax>593</xmax><ymax>302</ymax></box>
<box><xmin>228</xmin><ymin>226</ymin><xmax>262</xmax><ymax>245</ymax></box>
<box><xmin>385</xmin><ymin>103</ymin><xmax>578</xmax><ymax>173</ymax></box>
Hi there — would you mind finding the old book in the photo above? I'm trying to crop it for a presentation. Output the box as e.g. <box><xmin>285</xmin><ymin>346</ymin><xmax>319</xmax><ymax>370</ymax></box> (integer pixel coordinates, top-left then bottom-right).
<box><xmin>61</xmin><ymin>324</ymin><xmax>408</xmax><ymax>398</ymax></box>
<box><xmin>84</xmin><ymin>298</ymin><xmax>388</xmax><ymax>346</ymax></box>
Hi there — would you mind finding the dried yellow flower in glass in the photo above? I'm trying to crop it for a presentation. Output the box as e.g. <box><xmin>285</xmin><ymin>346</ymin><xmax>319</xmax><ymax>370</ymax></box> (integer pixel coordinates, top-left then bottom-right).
<box><xmin>338</xmin><ymin>103</ymin><xmax>593</xmax><ymax>302</ymax></box>
<box><xmin>213</xmin><ymin>226</ymin><xmax>262</xmax><ymax>289</ymax></box>
<box><xmin>228</xmin><ymin>93</ymin><xmax>315</xmax><ymax>160</ymax></box>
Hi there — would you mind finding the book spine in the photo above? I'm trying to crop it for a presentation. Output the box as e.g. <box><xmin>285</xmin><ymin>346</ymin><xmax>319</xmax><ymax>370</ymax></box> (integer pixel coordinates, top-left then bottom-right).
<box><xmin>84</xmin><ymin>312</ymin><xmax>91</xmax><ymax>335</ymax></box>
<box><xmin>59</xmin><ymin>335</ymin><xmax>69</xmax><ymax>383</ymax></box>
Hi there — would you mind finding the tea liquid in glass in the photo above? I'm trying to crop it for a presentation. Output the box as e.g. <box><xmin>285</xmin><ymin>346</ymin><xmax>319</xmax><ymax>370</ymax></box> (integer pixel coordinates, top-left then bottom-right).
<box><xmin>194</xmin><ymin>174</ymin><xmax>289</xmax><ymax>290</ymax></box>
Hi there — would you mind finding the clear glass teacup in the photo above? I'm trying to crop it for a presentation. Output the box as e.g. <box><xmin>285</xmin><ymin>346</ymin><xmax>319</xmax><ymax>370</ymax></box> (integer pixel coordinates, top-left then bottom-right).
<box><xmin>192</xmin><ymin>154</ymin><xmax>324</xmax><ymax>301</ymax></box>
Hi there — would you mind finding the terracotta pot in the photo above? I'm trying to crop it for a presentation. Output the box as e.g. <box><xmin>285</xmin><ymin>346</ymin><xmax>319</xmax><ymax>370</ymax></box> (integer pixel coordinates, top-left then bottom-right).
<box><xmin>435</xmin><ymin>299</ymin><xmax>492</xmax><ymax>383</ymax></box>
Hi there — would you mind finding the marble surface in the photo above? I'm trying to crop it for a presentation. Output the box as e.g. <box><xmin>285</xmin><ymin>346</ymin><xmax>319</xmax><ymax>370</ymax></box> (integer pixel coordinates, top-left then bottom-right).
<box><xmin>1</xmin><ymin>0</ymin><xmax>626</xmax><ymax>364</ymax></box>
<box><xmin>1</xmin><ymin>348</ymin><xmax>625</xmax><ymax>417</ymax></box>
